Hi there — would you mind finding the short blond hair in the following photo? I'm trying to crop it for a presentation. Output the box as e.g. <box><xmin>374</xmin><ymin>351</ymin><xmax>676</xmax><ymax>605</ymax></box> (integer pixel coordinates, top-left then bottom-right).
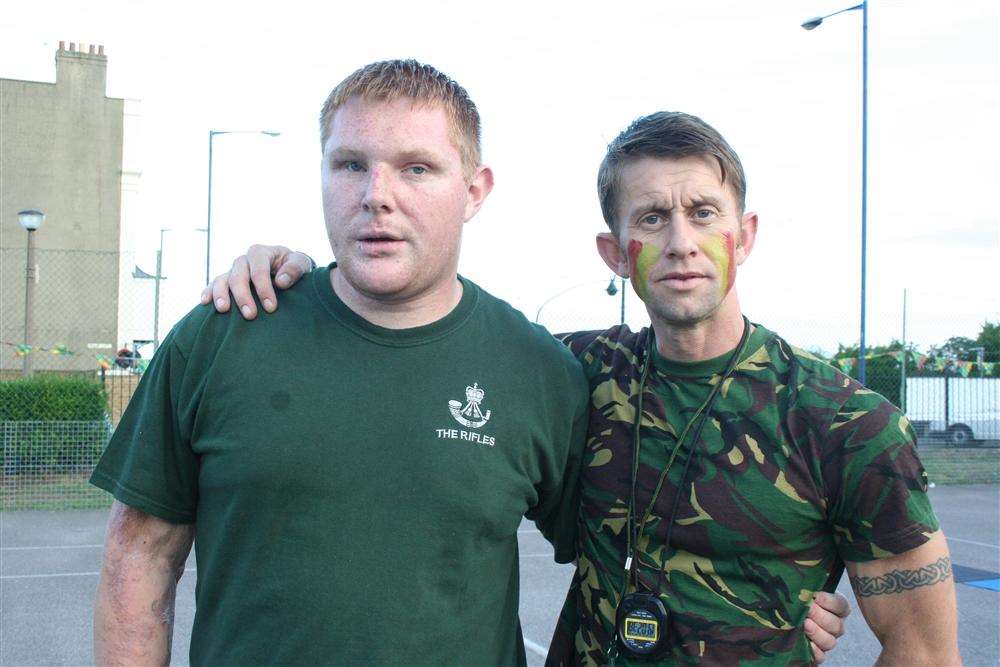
<box><xmin>319</xmin><ymin>59</ymin><xmax>482</xmax><ymax>177</ymax></box>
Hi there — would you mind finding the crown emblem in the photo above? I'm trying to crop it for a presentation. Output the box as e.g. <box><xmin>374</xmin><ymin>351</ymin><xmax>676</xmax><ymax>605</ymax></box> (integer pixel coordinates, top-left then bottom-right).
<box><xmin>448</xmin><ymin>382</ymin><xmax>492</xmax><ymax>428</ymax></box>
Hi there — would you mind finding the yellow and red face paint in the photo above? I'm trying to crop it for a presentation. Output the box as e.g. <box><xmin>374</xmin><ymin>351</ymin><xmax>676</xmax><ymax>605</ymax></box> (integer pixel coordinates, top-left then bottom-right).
<box><xmin>627</xmin><ymin>239</ymin><xmax>661</xmax><ymax>301</ymax></box>
<box><xmin>627</xmin><ymin>230</ymin><xmax>737</xmax><ymax>301</ymax></box>
<box><xmin>698</xmin><ymin>230</ymin><xmax>736</xmax><ymax>298</ymax></box>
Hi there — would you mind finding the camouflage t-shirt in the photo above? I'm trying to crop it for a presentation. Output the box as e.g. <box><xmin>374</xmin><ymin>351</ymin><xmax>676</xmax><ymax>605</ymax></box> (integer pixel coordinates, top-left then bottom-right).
<box><xmin>547</xmin><ymin>324</ymin><xmax>939</xmax><ymax>666</ymax></box>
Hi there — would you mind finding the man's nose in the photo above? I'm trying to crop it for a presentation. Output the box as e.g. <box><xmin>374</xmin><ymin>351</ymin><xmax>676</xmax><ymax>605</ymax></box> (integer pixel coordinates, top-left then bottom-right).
<box><xmin>362</xmin><ymin>166</ymin><xmax>393</xmax><ymax>213</ymax></box>
<box><xmin>664</xmin><ymin>217</ymin><xmax>699</xmax><ymax>259</ymax></box>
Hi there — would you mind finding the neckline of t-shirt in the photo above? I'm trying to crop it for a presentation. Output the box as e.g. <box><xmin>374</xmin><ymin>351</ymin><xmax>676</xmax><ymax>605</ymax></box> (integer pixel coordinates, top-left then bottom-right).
<box><xmin>650</xmin><ymin>323</ymin><xmax>772</xmax><ymax>378</ymax></box>
<box><xmin>311</xmin><ymin>264</ymin><xmax>480</xmax><ymax>347</ymax></box>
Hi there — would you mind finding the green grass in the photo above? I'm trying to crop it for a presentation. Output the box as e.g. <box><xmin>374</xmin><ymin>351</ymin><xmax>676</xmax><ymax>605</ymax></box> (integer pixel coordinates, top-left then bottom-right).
<box><xmin>921</xmin><ymin>448</ymin><xmax>1000</xmax><ymax>485</ymax></box>
<box><xmin>1</xmin><ymin>473</ymin><xmax>112</xmax><ymax>511</ymax></box>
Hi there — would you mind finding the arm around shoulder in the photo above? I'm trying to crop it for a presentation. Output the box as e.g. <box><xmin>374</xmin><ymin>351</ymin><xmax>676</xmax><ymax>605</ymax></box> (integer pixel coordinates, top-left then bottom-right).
<box><xmin>846</xmin><ymin>531</ymin><xmax>960</xmax><ymax>666</ymax></box>
<box><xmin>94</xmin><ymin>501</ymin><xmax>194</xmax><ymax>666</ymax></box>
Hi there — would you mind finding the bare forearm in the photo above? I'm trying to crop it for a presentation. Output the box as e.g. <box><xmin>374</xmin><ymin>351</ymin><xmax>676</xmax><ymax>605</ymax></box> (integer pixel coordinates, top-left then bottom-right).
<box><xmin>94</xmin><ymin>560</ymin><xmax>183</xmax><ymax>666</ymax></box>
<box><xmin>93</xmin><ymin>502</ymin><xmax>194</xmax><ymax>666</ymax></box>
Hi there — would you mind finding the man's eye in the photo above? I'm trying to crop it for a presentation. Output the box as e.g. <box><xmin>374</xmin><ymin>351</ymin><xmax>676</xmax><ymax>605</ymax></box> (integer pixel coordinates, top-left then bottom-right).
<box><xmin>346</xmin><ymin>161</ymin><xmax>365</xmax><ymax>172</ymax></box>
<box><xmin>640</xmin><ymin>214</ymin><xmax>662</xmax><ymax>226</ymax></box>
<box><xmin>694</xmin><ymin>208</ymin><xmax>716</xmax><ymax>220</ymax></box>
<box><xmin>408</xmin><ymin>165</ymin><xmax>428</xmax><ymax>175</ymax></box>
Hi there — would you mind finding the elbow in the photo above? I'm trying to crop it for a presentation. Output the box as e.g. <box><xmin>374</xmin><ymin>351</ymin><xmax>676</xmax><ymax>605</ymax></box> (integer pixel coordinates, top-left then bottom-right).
<box><xmin>878</xmin><ymin>641</ymin><xmax>961</xmax><ymax>667</ymax></box>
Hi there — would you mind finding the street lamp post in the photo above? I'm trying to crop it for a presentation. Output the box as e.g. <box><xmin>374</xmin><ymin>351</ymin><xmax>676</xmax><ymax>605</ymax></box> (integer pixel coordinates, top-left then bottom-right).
<box><xmin>802</xmin><ymin>2</ymin><xmax>869</xmax><ymax>384</ymax></box>
<box><xmin>535</xmin><ymin>278</ymin><xmax>620</xmax><ymax>325</ymax></box>
<box><xmin>18</xmin><ymin>210</ymin><xmax>45</xmax><ymax>377</ymax></box>
<box><xmin>618</xmin><ymin>276</ymin><xmax>626</xmax><ymax>326</ymax></box>
<box><xmin>153</xmin><ymin>228</ymin><xmax>171</xmax><ymax>351</ymax></box>
<box><xmin>206</xmin><ymin>129</ymin><xmax>281</xmax><ymax>285</ymax></box>
<box><xmin>132</xmin><ymin>228</ymin><xmax>171</xmax><ymax>353</ymax></box>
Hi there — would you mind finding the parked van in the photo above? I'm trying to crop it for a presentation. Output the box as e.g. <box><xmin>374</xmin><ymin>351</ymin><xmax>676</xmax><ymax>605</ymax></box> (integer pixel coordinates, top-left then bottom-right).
<box><xmin>905</xmin><ymin>377</ymin><xmax>1000</xmax><ymax>445</ymax></box>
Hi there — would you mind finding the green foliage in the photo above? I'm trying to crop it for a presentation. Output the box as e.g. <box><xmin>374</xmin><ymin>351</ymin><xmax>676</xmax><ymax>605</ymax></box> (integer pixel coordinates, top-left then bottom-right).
<box><xmin>0</xmin><ymin>374</ymin><xmax>108</xmax><ymax>421</ymax></box>
<box><xmin>976</xmin><ymin>321</ymin><xmax>1000</xmax><ymax>363</ymax></box>
<box><xmin>929</xmin><ymin>336</ymin><xmax>979</xmax><ymax>362</ymax></box>
<box><xmin>1</xmin><ymin>375</ymin><xmax>110</xmax><ymax>476</ymax></box>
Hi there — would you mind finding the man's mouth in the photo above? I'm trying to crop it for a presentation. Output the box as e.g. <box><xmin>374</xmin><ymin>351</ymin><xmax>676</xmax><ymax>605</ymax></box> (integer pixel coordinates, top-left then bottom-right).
<box><xmin>357</xmin><ymin>233</ymin><xmax>404</xmax><ymax>252</ymax></box>
<box><xmin>661</xmin><ymin>272</ymin><xmax>709</xmax><ymax>290</ymax></box>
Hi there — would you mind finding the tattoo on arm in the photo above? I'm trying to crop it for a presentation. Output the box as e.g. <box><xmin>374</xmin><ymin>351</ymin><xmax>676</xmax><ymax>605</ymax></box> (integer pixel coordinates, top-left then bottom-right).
<box><xmin>850</xmin><ymin>557</ymin><xmax>952</xmax><ymax>597</ymax></box>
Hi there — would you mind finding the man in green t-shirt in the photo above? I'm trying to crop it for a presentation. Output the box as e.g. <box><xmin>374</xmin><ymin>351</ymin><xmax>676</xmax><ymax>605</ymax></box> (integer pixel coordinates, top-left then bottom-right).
<box><xmin>91</xmin><ymin>60</ymin><xmax>592</xmax><ymax>665</ymax></box>
<box><xmin>215</xmin><ymin>113</ymin><xmax>957</xmax><ymax>664</ymax></box>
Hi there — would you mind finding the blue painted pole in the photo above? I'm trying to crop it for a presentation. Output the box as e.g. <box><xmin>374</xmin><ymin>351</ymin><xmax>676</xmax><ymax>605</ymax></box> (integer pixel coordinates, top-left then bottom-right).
<box><xmin>859</xmin><ymin>0</ymin><xmax>869</xmax><ymax>385</ymax></box>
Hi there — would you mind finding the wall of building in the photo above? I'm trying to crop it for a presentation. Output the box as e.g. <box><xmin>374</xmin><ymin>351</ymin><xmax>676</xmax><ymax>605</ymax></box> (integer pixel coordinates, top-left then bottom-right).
<box><xmin>1</xmin><ymin>42</ymin><xmax>124</xmax><ymax>372</ymax></box>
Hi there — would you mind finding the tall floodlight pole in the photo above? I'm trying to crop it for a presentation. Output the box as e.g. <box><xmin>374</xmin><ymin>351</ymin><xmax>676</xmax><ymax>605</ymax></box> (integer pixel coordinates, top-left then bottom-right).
<box><xmin>18</xmin><ymin>210</ymin><xmax>45</xmax><ymax>377</ymax></box>
<box><xmin>900</xmin><ymin>288</ymin><xmax>907</xmax><ymax>412</ymax></box>
<box><xmin>206</xmin><ymin>129</ymin><xmax>281</xmax><ymax>284</ymax></box>
<box><xmin>802</xmin><ymin>2</ymin><xmax>868</xmax><ymax>384</ymax></box>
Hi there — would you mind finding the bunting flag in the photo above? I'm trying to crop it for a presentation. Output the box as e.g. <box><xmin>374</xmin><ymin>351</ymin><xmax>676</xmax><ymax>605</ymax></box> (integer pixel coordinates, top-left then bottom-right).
<box><xmin>3</xmin><ymin>341</ymin><xmax>76</xmax><ymax>357</ymax></box>
<box><xmin>836</xmin><ymin>358</ymin><xmax>857</xmax><ymax>374</ymax></box>
<box><xmin>830</xmin><ymin>349</ymin><xmax>996</xmax><ymax>376</ymax></box>
<box><xmin>93</xmin><ymin>352</ymin><xmax>149</xmax><ymax>372</ymax></box>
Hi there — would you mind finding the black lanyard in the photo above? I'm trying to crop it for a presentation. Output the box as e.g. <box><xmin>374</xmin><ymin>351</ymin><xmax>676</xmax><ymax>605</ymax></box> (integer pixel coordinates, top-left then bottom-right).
<box><xmin>620</xmin><ymin>318</ymin><xmax>751</xmax><ymax>594</ymax></box>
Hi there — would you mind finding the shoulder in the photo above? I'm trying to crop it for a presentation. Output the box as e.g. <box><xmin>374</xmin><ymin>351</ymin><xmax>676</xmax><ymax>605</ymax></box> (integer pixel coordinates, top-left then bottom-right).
<box><xmin>472</xmin><ymin>284</ymin><xmax>577</xmax><ymax>363</ymax></box>
<box><xmin>759</xmin><ymin>327</ymin><xmax>910</xmax><ymax>444</ymax></box>
<box><xmin>556</xmin><ymin>325</ymin><xmax>648</xmax><ymax>364</ymax></box>
<box><xmin>165</xmin><ymin>274</ymin><xmax>315</xmax><ymax>359</ymax></box>
<box><xmin>470</xmin><ymin>284</ymin><xmax>589</xmax><ymax>396</ymax></box>
<box><xmin>553</xmin><ymin>326</ymin><xmax>650</xmax><ymax>388</ymax></box>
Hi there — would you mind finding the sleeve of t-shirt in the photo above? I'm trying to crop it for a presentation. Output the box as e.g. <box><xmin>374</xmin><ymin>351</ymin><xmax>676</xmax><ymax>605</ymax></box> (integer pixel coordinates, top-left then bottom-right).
<box><xmin>823</xmin><ymin>390</ymin><xmax>940</xmax><ymax>562</ymax></box>
<box><xmin>529</xmin><ymin>358</ymin><xmax>591</xmax><ymax>564</ymax></box>
<box><xmin>89</xmin><ymin>317</ymin><xmax>204</xmax><ymax>524</ymax></box>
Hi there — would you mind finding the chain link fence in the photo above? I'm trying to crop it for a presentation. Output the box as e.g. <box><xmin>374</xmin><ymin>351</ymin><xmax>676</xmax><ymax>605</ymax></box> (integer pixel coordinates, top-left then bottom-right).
<box><xmin>2</xmin><ymin>420</ymin><xmax>112</xmax><ymax>510</ymax></box>
<box><xmin>2</xmin><ymin>250</ymin><xmax>998</xmax><ymax>509</ymax></box>
<box><xmin>2</xmin><ymin>246</ymin><xmax>200</xmax><ymax>510</ymax></box>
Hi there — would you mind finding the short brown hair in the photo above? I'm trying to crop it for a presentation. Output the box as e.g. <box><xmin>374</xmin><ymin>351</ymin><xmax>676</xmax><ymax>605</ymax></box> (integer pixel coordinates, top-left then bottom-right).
<box><xmin>597</xmin><ymin>111</ymin><xmax>747</xmax><ymax>233</ymax></box>
<box><xmin>319</xmin><ymin>59</ymin><xmax>482</xmax><ymax>178</ymax></box>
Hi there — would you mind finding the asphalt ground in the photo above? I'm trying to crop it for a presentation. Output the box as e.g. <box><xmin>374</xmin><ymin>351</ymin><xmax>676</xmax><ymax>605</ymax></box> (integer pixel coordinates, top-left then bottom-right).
<box><xmin>2</xmin><ymin>484</ymin><xmax>998</xmax><ymax>666</ymax></box>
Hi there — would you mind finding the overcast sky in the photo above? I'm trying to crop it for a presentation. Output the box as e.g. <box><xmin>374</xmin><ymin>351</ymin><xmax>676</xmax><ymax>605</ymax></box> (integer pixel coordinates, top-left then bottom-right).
<box><xmin>3</xmin><ymin>0</ymin><xmax>997</xmax><ymax>354</ymax></box>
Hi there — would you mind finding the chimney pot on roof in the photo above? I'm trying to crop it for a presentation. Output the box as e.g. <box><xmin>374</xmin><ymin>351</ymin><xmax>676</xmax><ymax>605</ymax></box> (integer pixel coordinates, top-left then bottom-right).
<box><xmin>98</xmin><ymin>45</ymin><xmax>104</xmax><ymax>56</ymax></box>
<box><xmin>89</xmin><ymin>44</ymin><xmax>95</xmax><ymax>54</ymax></box>
<box><xmin>70</xmin><ymin>42</ymin><xmax>76</xmax><ymax>51</ymax></box>
<box><xmin>59</xmin><ymin>40</ymin><xmax>65</xmax><ymax>50</ymax></box>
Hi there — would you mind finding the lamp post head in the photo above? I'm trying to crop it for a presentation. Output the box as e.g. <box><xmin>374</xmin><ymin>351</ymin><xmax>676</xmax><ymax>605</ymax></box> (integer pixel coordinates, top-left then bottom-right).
<box><xmin>18</xmin><ymin>209</ymin><xmax>45</xmax><ymax>231</ymax></box>
<box><xmin>606</xmin><ymin>277</ymin><xmax>619</xmax><ymax>296</ymax></box>
<box><xmin>801</xmin><ymin>17</ymin><xmax>824</xmax><ymax>30</ymax></box>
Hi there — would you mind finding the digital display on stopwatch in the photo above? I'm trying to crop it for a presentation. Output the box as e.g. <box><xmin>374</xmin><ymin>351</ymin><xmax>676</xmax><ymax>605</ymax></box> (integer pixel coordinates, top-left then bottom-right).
<box><xmin>616</xmin><ymin>592</ymin><xmax>668</xmax><ymax>657</ymax></box>
<box><xmin>624</xmin><ymin>617</ymin><xmax>658</xmax><ymax>641</ymax></box>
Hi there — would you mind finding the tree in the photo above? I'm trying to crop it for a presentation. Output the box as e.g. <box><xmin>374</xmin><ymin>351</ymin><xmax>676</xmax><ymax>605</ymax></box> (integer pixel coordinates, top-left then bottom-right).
<box><xmin>929</xmin><ymin>336</ymin><xmax>978</xmax><ymax>361</ymax></box>
<box><xmin>976</xmin><ymin>321</ymin><xmax>1000</xmax><ymax>363</ymax></box>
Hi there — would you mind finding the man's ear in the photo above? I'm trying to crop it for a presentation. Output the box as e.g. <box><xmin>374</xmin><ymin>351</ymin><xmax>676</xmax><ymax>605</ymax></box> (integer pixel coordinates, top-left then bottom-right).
<box><xmin>596</xmin><ymin>231</ymin><xmax>628</xmax><ymax>277</ymax></box>
<box><xmin>735</xmin><ymin>212</ymin><xmax>758</xmax><ymax>266</ymax></box>
<box><xmin>463</xmin><ymin>165</ymin><xmax>494</xmax><ymax>222</ymax></box>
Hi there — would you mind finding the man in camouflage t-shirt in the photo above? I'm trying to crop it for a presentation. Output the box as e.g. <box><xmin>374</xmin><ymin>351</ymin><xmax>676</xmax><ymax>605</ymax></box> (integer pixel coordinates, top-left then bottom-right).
<box><xmin>540</xmin><ymin>111</ymin><xmax>958</xmax><ymax>665</ymax></box>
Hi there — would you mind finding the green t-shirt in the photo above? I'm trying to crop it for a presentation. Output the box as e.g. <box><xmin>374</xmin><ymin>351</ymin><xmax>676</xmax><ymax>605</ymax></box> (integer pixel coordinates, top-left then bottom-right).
<box><xmin>546</xmin><ymin>324</ymin><xmax>939</xmax><ymax>666</ymax></box>
<box><xmin>91</xmin><ymin>266</ymin><xmax>589</xmax><ymax>666</ymax></box>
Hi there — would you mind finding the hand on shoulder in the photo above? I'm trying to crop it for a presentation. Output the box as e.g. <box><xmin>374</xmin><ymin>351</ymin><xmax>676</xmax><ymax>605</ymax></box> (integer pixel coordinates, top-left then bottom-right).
<box><xmin>199</xmin><ymin>245</ymin><xmax>315</xmax><ymax>319</ymax></box>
